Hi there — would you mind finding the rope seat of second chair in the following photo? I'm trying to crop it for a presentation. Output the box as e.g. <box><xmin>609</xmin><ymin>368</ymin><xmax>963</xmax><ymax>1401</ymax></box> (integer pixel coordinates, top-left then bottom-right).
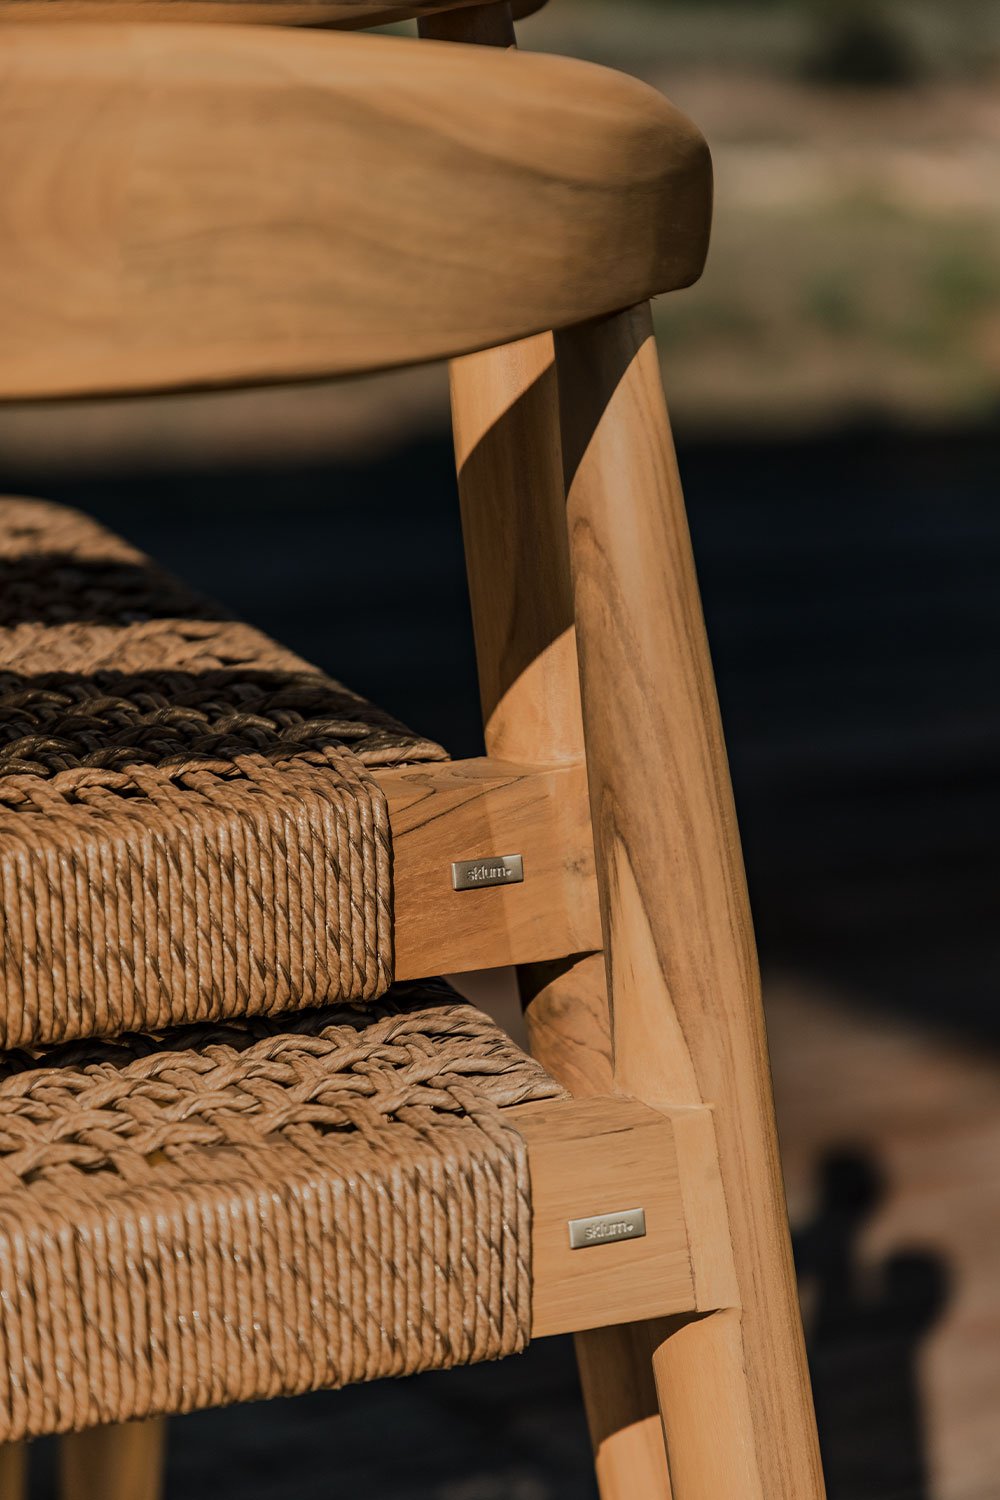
<box><xmin>0</xmin><ymin>496</ymin><xmax>448</xmax><ymax>1049</ymax></box>
<box><xmin>0</xmin><ymin>979</ymin><xmax>564</xmax><ymax>1440</ymax></box>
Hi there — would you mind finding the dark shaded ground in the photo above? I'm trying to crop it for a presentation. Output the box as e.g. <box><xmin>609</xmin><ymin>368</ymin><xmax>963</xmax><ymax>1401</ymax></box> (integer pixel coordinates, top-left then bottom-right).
<box><xmin>795</xmin><ymin>1148</ymin><xmax>952</xmax><ymax>1500</ymax></box>
<box><xmin>5</xmin><ymin>418</ymin><xmax>998</xmax><ymax>1497</ymax></box>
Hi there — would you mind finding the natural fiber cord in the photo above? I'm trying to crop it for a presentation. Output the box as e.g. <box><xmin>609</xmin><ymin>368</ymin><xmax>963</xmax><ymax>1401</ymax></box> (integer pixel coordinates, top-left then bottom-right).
<box><xmin>0</xmin><ymin>981</ymin><xmax>565</xmax><ymax>1439</ymax></box>
<box><xmin>0</xmin><ymin>501</ymin><xmax>562</xmax><ymax>1436</ymax></box>
<box><xmin>0</xmin><ymin>498</ymin><xmax>447</xmax><ymax>1048</ymax></box>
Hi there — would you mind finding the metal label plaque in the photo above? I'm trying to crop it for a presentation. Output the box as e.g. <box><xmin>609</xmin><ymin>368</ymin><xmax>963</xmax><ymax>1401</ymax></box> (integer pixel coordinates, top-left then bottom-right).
<box><xmin>568</xmin><ymin>1207</ymin><xmax>647</xmax><ymax>1250</ymax></box>
<box><xmin>452</xmin><ymin>854</ymin><xmax>524</xmax><ymax>892</ymax></box>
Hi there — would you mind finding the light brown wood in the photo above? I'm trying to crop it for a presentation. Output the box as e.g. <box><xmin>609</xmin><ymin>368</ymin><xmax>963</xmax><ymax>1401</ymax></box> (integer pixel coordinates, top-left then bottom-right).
<box><xmin>522</xmin><ymin>1093</ymin><xmax>744</xmax><ymax>1347</ymax></box>
<box><xmin>519</xmin><ymin>951</ymin><xmax>614</xmax><ymax>1098</ymax></box>
<box><xmin>59</xmin><ymin>1418</ymin><xmax>166</xmax><ymax>1500</ymax></box>
<box><xmin>443</xmin><ymin>227</ymin><xmax>671</xmax><ymax>1493</ymax></box>
<box><xmin>669</xmin><ymin>1108</ymin><xmax>739</xmax><ymax>1313</ymax></box>
<box><xmin>450</xmin><ymin>334</ymin><xmax>584</xmax><ymax>765</ymax></box>
<box><xmin>522</xmin><ymin>955</ymin><xmax>674</xmax><ymax>1500</ymax></box>
<box><xmin>652</xmin><ymin>1313</ymin><xmax>765</xmax><ymax>1500</ymax></box>
<box><xmin>514</xmin><ymin>1097</ymin><xmax>696</xmax><ymax>1339</ymax></box>
<box><xmin>377</xmin><ymin>757</ymin><xmax>601</xmax><ymax>978</ymax></box>
<box><xmin>0</xmin><ymin>1442</ymin><xmax>27</xmax><ymax>1500</ymax></box>
<box><xmin>0</xmin><ymin>8</ymin><xmax>807</xmax><ymax>1490</ymax></box>
<box><xmin>557</xmin><ymin>302</ymin><xmax>825</xmax><ymax>1499</ymax></box>
<box><xmin>0</xmin><ymin>0</ymin><xmax>544</xmax><ymax>28</ymax></box>
<box><xmin>576</xmin><ymin>1322</ymin><xmax>675</xmax><ymax>1500</ymax></box>
<box><xmin>0</xmin><ymin>25</ymin><xmax>711</xmax><ymax>402</ymax></box>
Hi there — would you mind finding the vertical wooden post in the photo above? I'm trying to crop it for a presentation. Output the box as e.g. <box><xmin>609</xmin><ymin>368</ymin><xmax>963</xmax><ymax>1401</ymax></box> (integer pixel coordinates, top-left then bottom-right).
<box><xmin>445</xmin><ymin>333</ymin><xmax>582</xmax><ymax>766</ymax></box>
<box><xmin>60</xmin><ymin>1419</ymin><xmax>166</xmax><ymax>1500</ymax></box>
<box><xmin>0</xmin><ymin>1442</ymin><xmax>27</xmax><ymax>1500</ymax></box>
<box><xmin>421</xmin><ymin>13</ymin><xmax>672</xmax><ymax>1499</ymax></box>
<box><xmin>555</xmin><ymin>302</ymin><xmax>824</xmax><ymax>1500</ymax></box>
<box><xmin>572</xmin><ymin>1314</ymin><xmax>677</xmax><ymax>1499</ymax></box>
<box><xmin>442</xmin><ymin>329</ymin><xmax>672</xmax><ymax>1499</ymax></box>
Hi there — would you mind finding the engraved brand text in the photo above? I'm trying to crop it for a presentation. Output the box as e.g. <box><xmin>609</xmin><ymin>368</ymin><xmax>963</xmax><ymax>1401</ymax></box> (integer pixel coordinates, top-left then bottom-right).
<box><xmin>452</xmin><ymin>855</ymin><xmax>524</xmax><ymax>892</ymax></box>
<box><xmin>567</xmin><ymin>1207</ymin><xmax>647</xmax><ymax>1250</ymax></box>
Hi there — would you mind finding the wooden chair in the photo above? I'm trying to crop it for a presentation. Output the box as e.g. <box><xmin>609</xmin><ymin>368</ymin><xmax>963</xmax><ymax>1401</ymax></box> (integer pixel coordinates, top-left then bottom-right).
<box><xmin>0</xmin><ymin>7</ymin><xmax>826</xmax><ymax>1498</ymax></box>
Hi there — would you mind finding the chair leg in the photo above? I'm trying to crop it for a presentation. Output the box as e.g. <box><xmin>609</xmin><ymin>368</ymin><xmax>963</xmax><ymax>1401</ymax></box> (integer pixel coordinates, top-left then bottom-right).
<box><xmin>59</xmin><ymin>1419</ymin><xmax>166</xmax><ymax>1500</ymax></box>
<box><xmin>423</xmin><ymin>22</ymin><xmax>687</xmax><ymax>1482</ymax></box>
<box><xmin>555</xmin><ymin>303</ymin><xmax>825</xmax><ymax>1499</ymax></box>
<box><xmin>521</xmin><ymin>957</ymin><xmax>673</xmax><ymax>1500</ymax></box>
<box><xmin>576</xmin><ymin>1319</ymin><xmax>675</xmax><ymax>1499</ymax></box>
<box><xmin>0</xmin><ymin>1442</ymin><xmax>27</xmax><ymax>1500</ymax></box>
<box><xmin>651</xmin><ymin>1311</ymin><xmax>768</xmax><ymax>1498</ymax></box>
<box><xmin>444</xmin><ymin>311</ymin><xmax>673</xmax><ymax>1496</ymax></box>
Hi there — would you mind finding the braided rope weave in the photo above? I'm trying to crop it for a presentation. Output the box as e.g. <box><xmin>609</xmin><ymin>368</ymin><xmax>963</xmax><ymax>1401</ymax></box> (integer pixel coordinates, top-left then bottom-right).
<box><xmin>0</xmin><ymin>498</ymin><xmax>447</xmax><ymax>1047</ymax></box>
<box><xmin>0</xmin><ymin>982</ymin><xmax>564</xmax><ymax>1439</ymax></box>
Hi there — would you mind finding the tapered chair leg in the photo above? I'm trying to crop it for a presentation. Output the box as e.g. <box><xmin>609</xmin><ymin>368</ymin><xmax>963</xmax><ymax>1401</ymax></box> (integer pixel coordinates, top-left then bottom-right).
<box><xmin>60</xmin><ymin>1419</ymin><xmax>166</xmax><ymax>1500</ymax></box>
<box><xmin>555</xmin><ymin>303</ymin><xmax>825</xmax><ymax>1499</ymax></box>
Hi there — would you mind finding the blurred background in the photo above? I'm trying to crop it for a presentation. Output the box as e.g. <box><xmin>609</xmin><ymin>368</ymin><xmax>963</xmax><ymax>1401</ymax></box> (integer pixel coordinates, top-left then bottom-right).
<box><xmin>5</xmin><ymin>2</ymin><xmax>998</xmax><ymax>1497</ymax></box>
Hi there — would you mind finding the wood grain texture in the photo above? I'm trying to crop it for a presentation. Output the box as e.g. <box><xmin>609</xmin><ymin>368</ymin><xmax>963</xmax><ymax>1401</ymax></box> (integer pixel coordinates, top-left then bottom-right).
<box><xmin>669</xmin><ymin>1107</ymin><xmax>739</xmax><ymax>1313</ymax></box>
<box><xmin>0</xmin><ymin>0</ymin><xmax>544</xmax><ymax>28</ymax></box>
<box><xmin>0</xmin><ymin>25</ymin><xmax>710</xmax><ymax>401</ymax></box>
<box><xmin>518</xmin><ymin>964</ymin><xmax>677</xmax><ymax>1500</ymax></box>
<box><xmin>576</xmin><ymin>1322</ymin><xmax>675</xmax><ymax>1500</ymax></box>
<box><xmin>557</xmin><ymin>302</ymin><xmax>825</xmax><ymax>1499</ymax></box>
<box><xmin>443</xmin><ymin>241</ymin><xmax>672</xmax><ymax>1493</ymax></box>
<box><xmin>450</xmin><ymin>334</ymin><xmax>584</xmax><ymax>765</ymax></box>
<box><xmin>377</xmin><ymin>757</ymin><xmax>601</xmax><ymax>979</ymax></box>
<box><xmin>519</xmin><ymin>952</ymin><xmax>614</xmax><ymax>1098</ymax></box>
<box><xmin>514</xmin><ymin>1098</ymin><xmax>695</xmax><ymax>1339</ymax></box>
<box><xmin>652</xmin><ymin>1313</ymin><xmax>765</xmax><ymax>1500</ymax></box>
<box><xmin>59</xmin><ymin>1419</ymin><xmax>166</xmax><ymax>1500</ymax></box>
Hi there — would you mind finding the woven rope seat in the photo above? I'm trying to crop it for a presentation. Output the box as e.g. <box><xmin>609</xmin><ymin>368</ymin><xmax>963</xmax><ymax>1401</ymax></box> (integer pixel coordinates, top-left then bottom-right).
<box><xmin>0</xmin><ymin>980</ymin><xmax>564</xmax><ymax>1439</ymax></box>
<box><xmin>0</xmin><ymin>499</ymin><xmax>570</xmax><ymax>1440</ymax></box>
<box><xmin>0</xmin><ymin>496</ymin><xmax>447</xmax><ymax>1049</ymax></box>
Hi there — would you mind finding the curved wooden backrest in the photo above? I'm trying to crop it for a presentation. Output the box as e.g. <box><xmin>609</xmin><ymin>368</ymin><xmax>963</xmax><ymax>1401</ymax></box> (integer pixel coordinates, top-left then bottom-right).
<box><xmin>0</xmin><ymin>0</ymin><xmax>546</xmax><ymax>29</ymax></box>
<box><xmin>0</xmin><ymin>26</ymin><xmax>712</xmax><ymax>400</ymax></box>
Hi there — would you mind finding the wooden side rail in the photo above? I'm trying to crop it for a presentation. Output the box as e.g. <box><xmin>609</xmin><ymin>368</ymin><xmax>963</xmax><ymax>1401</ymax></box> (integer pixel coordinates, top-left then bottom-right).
<box><xmin>379</xmin><ymin>757</ymin><xmax>601</xmax><ymax>977</ymax></box>
<box><xmin>518</xmin><ymin>1096</ymin><xmax>733</xmax><ymax>1339</ymax></box>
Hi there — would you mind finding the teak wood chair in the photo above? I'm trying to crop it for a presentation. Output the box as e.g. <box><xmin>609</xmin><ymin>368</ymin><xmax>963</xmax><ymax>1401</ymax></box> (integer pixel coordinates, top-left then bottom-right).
<box><xmin>0</xmin><ymin>4</ymin><xmax>826</xmax><ymax>1498</ymax></box>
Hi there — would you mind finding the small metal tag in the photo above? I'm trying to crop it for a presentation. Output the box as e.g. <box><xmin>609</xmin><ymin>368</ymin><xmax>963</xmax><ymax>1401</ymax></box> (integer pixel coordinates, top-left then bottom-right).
<box><xmin>568</xmin><ymin>1208</ymin><xmax>647</xmax><ymax>1250</ymax></box>
<box><xmin>452</xmin><ymin>854</ymin><xmax>524</xmax><ymax>892</ymax></box>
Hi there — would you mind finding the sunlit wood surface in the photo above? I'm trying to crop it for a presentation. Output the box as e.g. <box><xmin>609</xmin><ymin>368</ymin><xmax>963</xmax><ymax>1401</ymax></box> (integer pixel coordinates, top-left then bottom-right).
<box><xmin>0</xmin><ymin>27</ymin><xmax>709</xmax><ymax>400</ymax></box>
